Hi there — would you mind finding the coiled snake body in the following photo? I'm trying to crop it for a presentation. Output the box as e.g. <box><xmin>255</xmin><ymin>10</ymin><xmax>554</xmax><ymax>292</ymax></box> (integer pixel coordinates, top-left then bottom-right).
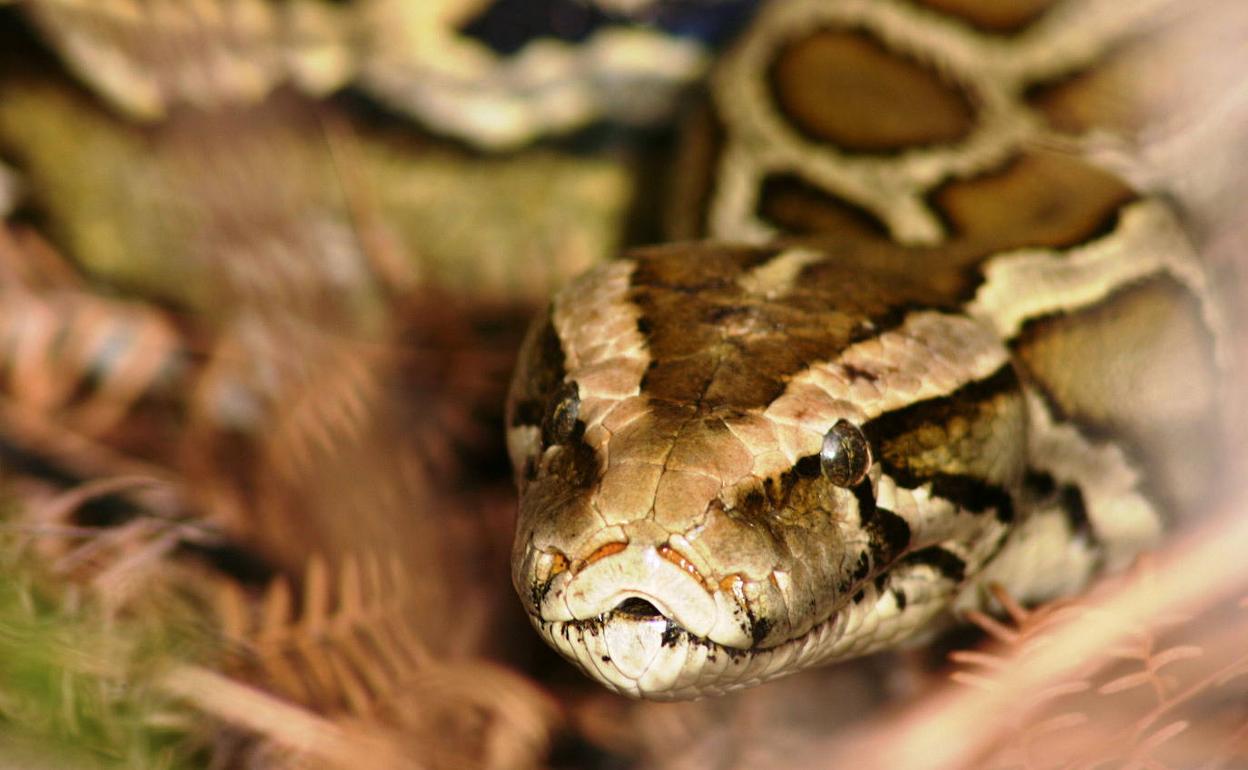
<box><xmin>506</xmin><ymin>0</ymin><xmax>1227</xmax><ymax>699</ymax></box>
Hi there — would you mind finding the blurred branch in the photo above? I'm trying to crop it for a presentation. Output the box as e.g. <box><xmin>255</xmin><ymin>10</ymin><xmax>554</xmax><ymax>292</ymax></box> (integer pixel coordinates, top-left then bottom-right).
<box><xmin>0</xmin><ymin>396</ymin><xmax>175</xmax><ymax>482</ymax></box>
<box><xmin>158</xmin><ymin>664</ymin><xmax>412</xmax><ymax>770</ymax></box>
<box><xmin>826</xmin><ymin>503</ymin><xmax>1248</xmax><ymax>770</ymax></box>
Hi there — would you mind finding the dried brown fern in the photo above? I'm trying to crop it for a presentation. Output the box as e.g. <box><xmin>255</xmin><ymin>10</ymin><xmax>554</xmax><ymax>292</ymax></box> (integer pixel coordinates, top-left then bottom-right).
<box><xmin>948</xmin><ymin>582</ymin><xmax>1248</xmax><ymax>769</ymax></box>
<box><xmin>3</xmin><ymin>471</ymin><xmax>243</xmax><ymax>630</ymax></box>
<box><xmin>159</xmin><ymin>664</ymin><xmax>412</xmax><ymax>770</ymax></box>
<box><xmin>0</xmin><ymin>224</ymin><xmax>184</xmax><ymax>442</ymax></box>
<box><xmin>215</xmin><ymin>553</ymin><xmax>427</xmax><ymax>717</ymax></box>
<box><xmin>186</xmin><ymin>317</ymin><xmax>389</xmax><ymax>486</ymax></box>
<box><xmin>813</xmin><ymin>505</ymin><xmax>1248</xmax><ymax>770</ymax></box>
<box><xmin>212</xmin><ymin>553</ymin><xmax>561</xmax><ymax>770</ymax></box>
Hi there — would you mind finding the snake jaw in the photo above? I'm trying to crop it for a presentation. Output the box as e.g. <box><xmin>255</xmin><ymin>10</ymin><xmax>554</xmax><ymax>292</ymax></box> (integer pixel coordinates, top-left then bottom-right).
<box><xmin>526</xmin><ymin>542</ymin><xmax>756</xmax><ymax>648</ymax></box>
<box><xmin>516</xmin><ymin>538</ymin><xmax>870</xmax><ymax>698</ymax></box>
<box><xmin>528</xmin><ymin>594</ymin><xmax>862</xmax><ymax>700</ymax></box>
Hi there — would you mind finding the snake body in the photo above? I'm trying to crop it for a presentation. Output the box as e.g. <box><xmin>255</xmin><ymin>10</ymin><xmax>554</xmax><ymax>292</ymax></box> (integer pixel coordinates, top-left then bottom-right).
<box><xmin>506</xmin><ymin>0</ymin><xmax>1226</xmax><ymax>699</ymax></box>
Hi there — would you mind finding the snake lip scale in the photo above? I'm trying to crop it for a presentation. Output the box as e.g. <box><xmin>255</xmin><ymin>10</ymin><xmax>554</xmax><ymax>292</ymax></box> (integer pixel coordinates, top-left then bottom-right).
<box><xmin>530</xmin><ymin>582</ymin><xmax>858</xmax><ymax>701</ymax></box>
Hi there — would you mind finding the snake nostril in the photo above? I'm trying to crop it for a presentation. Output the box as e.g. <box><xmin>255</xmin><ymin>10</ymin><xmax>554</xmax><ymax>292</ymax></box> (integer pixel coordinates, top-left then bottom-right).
<box><xmin>613</xmin><ymin>597</ymin><xmax>665</xmax><ymax>619</ymax></box>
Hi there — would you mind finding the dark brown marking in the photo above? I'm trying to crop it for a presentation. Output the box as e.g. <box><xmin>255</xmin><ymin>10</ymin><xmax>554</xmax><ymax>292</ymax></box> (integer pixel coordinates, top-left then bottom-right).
<box><xmin>866</xmin><ymin>507</ymin><xmax>913</xmax><ymax>567</ymax></box>
<box><xmin>750</xmin><ymin>615</ymin><xmax>772</xmax><ymax>646</ymax></box>
<box><xmin>795</xmin><ymin>454</ymin><xmax>822</xmax><ymax>478</ymax></box>
<box><xmin>1024</xmin><ymin>470</ymin><xmax>1057</xmax><ymax>498</ymax></box>
<box><xmin>1058</xmin><ymin>483</ymin><xmax>1092</xmax><ymax>539</ymax></box>
<box><xmin>851</xmin><ymin>477</ymin><xmax>877</xmax><ymax>520</ymax></box>
<box><xmin>665</xmin><ymin>97</ymin><xmax>726</xmax><ymax>240</ymax></box>
<box><xmin>850</xmin><ymin>551</ymin><xmax>871</xmax><ymax>583</ymax></box>
<box><xmin>929</xmin><ymin>474</ymin><xmax>1015</xmax><ymax>522</ymax></box>
<box><xmin>757</xmin><ymin>174</ymin><xmax>891</xmax><ymax>239</ymax></box>
<box><xmin>740</xmin><ymin>488</ymin><xmax>767</xmax><ymax>517</ymax></box>
<box><xmin>699</xmin><ymin>154</ymin><xmax>1137</xmax><ymax>309</ymax></box>
<box><xmin>768</xmin><ymin>29</ymin><xmax>975</xmax><ymax>152</ymax></box>
<box><xmin>628</xmin><ymin>244</ymin><xmax>950</xmax><ymax>413</ymax></box>
<box><xmin>842</xmin><ymin>364</ymin><xmax>880</xmax><ymax>383</ymax></box>
<box><xmin>864</xmin><ymin>365</ymin><xmax>1022</xmax><ymax>477</ymax></box>
<box><xmin>863</xmin><ymin>364</ymin><xmax>1026</xmax><ymax>514</ymax></box>
<box><xmin>541</xmin><ymin>428</ymin><xmax>601</xmax><ymax>493</ymax></box>
<box><xmin>910</xmin><ymin>0</ymin><xmax>1059</xmax><ymax>34</ymax></box>
<box><xmin>509</xmin><ymin>316</ymin><xmax>567</xmax><ymax>428</ymax></box>
<box><xmin>901</xmin><ymin>546</ymin><xmax>967</xmax><ymax>583</ymax></box>
<box><xmin>768</xmin><ymin>466</ymin><xmax>805</xmax><ymax>507</ymax></box>
<box><xmin>1011</xmin><ymin>275</ymin><xmax>1221</xmax><ymax>513</ymax></box>
<box><xmin>928</xmin><ymin>150</ymin><xmax>1136</xmax><ymax>251</ymax></box>
<box><xmin>855</xmin><ymin>480</ymin><xmax>913</xmax><ymax>567</ymax></box>
<box><xmin>1025</xmin><ymin>471</ymin><xmax>1095</xmax><ymax>541</ymax></box>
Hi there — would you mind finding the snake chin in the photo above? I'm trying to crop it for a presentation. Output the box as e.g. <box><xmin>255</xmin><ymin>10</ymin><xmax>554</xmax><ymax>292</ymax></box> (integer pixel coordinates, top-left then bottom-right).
<box><xmin>531</xmin><ymin>602</ymin><xmax>852</xmax><ymax>700</ymax></box>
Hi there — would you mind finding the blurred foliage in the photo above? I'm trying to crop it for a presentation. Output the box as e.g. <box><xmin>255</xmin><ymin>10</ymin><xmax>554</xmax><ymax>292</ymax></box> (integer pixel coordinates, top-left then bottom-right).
<box><xmin>0</xmin><ymin>1</ymin><xmax>1244</xmax><ymax>769</ymax></box>
<box><xmin>0</xmin><ymin>521</ymin><xmax>213</xmax><ymax>769</ymax></box>
<box><xmin>0</xmin><ymin>75</ymin><xmax>631</xmax><ymax>314</ymax></box>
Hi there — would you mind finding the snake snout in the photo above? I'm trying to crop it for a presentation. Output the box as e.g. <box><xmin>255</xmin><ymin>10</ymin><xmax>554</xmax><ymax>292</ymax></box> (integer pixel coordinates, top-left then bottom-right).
<box><xmin>519</xmin><ymin>540</ymin><xmax>827</xmax><ymax>698</ymax></box>
<box><xmin>532</xmin><ymin>543</ymin><xmax>756</xmax><ymax>649</ymax></box>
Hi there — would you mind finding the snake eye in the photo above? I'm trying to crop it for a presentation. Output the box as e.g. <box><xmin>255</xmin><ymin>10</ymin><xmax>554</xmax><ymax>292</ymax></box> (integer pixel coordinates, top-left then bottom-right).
<box><xmin>541</xmin><ymin>381</ymin><xmax>581</xmax><ymax>446</ymax></box>
<box><xmin>820</xmin><ymin>419</ymin><xmax>871</xmax><ymax>488</ymax></box>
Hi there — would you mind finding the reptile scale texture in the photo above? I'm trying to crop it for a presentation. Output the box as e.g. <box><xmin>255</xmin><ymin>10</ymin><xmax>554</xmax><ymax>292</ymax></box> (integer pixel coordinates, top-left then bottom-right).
<box><xmin>505</xmin><ymin>0</ymin><xmax>1230</xmax><ymax>699</ymax></box>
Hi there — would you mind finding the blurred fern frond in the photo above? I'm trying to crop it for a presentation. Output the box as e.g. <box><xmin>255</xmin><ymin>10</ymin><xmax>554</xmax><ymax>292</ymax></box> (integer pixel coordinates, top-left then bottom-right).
<box><xmin>0</xmin><ymin>513</ymin><xmax>215</xmax><ymax>769</ymax></box>
<box><xmin>809</xmin><ymin>508</ymin><xmax>1248</xmax><ymax>770</ymax></box>
<box><xmin>212</xmin><ymin>551</ymin><xmax>561</xmax><ymax>770</ymax></box>
<box><xmin>214</xmin><ymin>552</ymin><xmax>429</xmax><ymax>718</ymax></box>
<box><xmin>949</xmin><ymin>581</ymin><xmax>1248</xmax><ymax>769</ymax></box>
<box><xmin>0</xmin><ymin>224</ymin><xmax>185</xmax><ymax>443</ymax></box>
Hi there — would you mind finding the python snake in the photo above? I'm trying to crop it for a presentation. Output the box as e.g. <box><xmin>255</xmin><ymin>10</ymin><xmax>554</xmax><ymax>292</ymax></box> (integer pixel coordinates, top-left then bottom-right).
<box><xmin>506</xmin><ymin>0</ymin><xmax>1228</xmax><ymax>699</ymax></box>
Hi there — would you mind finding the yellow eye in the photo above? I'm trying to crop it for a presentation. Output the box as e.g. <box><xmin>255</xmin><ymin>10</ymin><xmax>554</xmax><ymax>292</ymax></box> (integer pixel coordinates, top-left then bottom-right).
<box><xmin>820</xmin><ymin>419</ymin><xmax>872</xmax><ymax>488</ymax></box>
<box><xmin>541</xmin><ymin>381</ymin><xmax>580</xmax><ymax>446</ymax></box>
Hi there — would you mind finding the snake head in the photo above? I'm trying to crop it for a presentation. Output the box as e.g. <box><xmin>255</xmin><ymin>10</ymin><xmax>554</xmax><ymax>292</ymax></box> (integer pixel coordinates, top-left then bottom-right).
<box><xmin>505</xmin><ymin>249</ymin><xmax>1023</xmax><ymax>699</ymax></box>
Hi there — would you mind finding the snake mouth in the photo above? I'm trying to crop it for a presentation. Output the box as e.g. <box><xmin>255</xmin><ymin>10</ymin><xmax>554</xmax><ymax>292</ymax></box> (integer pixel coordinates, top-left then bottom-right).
<box><xmin>613</xmin><ymin>597</ymin><xmax>666</xmax><ymax>618</ymax></box>
<box><xmin>526</xmin><ymin>542</ymin><xmax>761</xmax><ymax>648</ymax></box>
<box><xmin>518</xmin><ymin>542</ymin><xmax>881</xmax><ymax>697</ymax></box>
<box><xmin>530</xmin><ymin>599</ymin><xmax>854</xmax><ymax>700</ymax></box>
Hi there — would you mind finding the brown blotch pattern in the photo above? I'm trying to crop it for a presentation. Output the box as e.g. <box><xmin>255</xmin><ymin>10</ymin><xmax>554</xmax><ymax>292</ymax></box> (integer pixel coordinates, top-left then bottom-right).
<box><xmin>929</xmin><ymin>150</ymin><xmax>1136</xmax><ymax>251</ymax></box>
<box><xmin>1027</xmin><ymin>30</ymin><xmax>1187</xmax><ymax>137</ymax></box>
<box><xmin>767</xmin><ymin>29</ymin><xmax>975</xmax><ymax>153</ymax></box>
<box><xmin>534</xmin><ymin>423</ymin><xmax>602</xmax><ymax>497</ymax></box>
<box><xmin>1011</xmin><ymin>275</ymin><xmax>1221</xmax><ymax>512</ymax></box>
<box><xmin>863</xmin><ymin>364</ymin><xmax>1027</xmax><ymax>496</ymax></box>
<box><xmin>509</xmin><ymin>316</ymin><xmax>567</xmax><ymax>429</ymax></box>
<box><xmin>664</xmin><ymin>97</ymin><xmax>727</xmax><ymax>241</ymax></box>
<box><xmin>628</xmin><ymin>244</ymin><xmax>950</xmax><ymax>413</ymax></box>
<box><xmin>744</xmin><ymin>151</ymin><xmax>1136</xmax><ymax>310</ymax></box>
<box><xmin>756</xmin><ymin>173</ymin><xmax>892</xmax><ymax>239</ymax></box>
<box><xmin>899</xmin><ymin>545</ymin><xmax>967</xmax><ymax>583</ymax></box>
<box><xmin>910</xmin><ymin>0</ymin><xmax>1061</xmax><ymax>35</ymax></box>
